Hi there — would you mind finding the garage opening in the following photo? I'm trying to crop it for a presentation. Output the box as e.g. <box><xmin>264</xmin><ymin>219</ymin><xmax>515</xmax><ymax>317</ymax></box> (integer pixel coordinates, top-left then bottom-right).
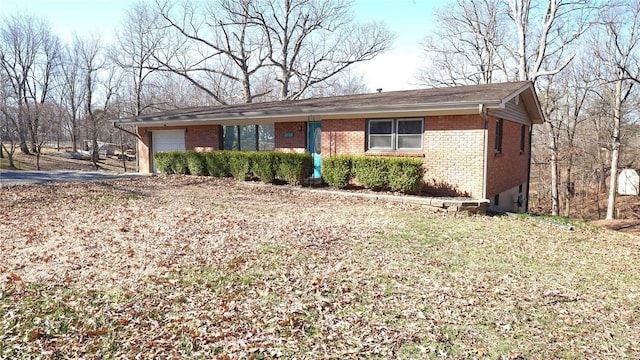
<box><xmin>151</xmin><ymin>129</ymin><xmax>185</xmax><ymax>173</ymax></box>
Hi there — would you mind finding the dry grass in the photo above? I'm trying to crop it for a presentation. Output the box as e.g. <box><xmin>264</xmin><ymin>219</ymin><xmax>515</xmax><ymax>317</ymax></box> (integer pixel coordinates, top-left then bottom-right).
<box><xmin>0</xmin><ymin>148</ymin><xmax>133</xmax><ymax>172</ymax></box>
<box><xmin>1</xmin><ymin>176</ymin><xmax>639</xmax><ymax>359</ymax></box>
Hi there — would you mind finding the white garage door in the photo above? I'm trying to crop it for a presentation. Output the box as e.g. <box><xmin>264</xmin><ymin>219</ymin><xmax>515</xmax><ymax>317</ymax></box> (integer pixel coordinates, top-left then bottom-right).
<box><xmin>151</xmin><ymin>129</ymin><xmax>185</xmax><ymax>173</ymax></box>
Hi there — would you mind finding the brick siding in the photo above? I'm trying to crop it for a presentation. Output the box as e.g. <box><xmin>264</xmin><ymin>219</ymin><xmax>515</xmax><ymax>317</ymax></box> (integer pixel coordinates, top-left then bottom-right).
<box><xmin>135</xmin><ymin>117</ymin><xmax>531</xmax><ymax>200</ymax></box>
<box><xmin>274</xmin><ymin>122</ymin><xmax>306</xmax><ymax>153</ymax></box>
<box><xmin>320</xmin><ymin>116</ymin><xmax>487</xmax><ymax>198</ymax></box>
<box><xmin>137</xmin><ymin>128</ymin><xmax>151</xmax><ymax>173</ymax></box>
<box><xmin>321</xmin><ymin>118</ymin><xmax>366</xmax><ymax>156</ymax></box>
<box><xmin>423</xmin><ymin>115</ymin><xmax>485</xmax><ymax>197</ymax></box>
<box><xmin>137</xmin><ymin>125</ymin><xmax>220</xmax><ymax>173</ymax></box>
<box><xmin>185</xmin><ymin>125</ymin><xmax>220</xmax><ymax>152</ymax></box>
<box><xmin>486</xmin><ymin>118</ymin><xmax>529</xmax><ymax>198</ymax></box>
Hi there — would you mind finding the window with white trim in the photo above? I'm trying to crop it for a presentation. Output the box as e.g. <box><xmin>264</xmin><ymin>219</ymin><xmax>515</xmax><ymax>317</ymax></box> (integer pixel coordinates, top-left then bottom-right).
<box><xmin>367</xmin><ymin>118</ymin><xmax>423</xmax><ymax>151</ymax></box>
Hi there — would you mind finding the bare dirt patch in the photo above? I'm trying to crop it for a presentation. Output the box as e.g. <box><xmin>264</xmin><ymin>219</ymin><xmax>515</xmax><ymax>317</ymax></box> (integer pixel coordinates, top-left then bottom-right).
<box><xmin>1</xmin><ymin>176</ymin><xmax>639</xmax><ymax>358</ymax></box>
<box><xmin>591</xmin><ymin>219</ymin><xmax>640</xmax><ymax>235</ymax></box>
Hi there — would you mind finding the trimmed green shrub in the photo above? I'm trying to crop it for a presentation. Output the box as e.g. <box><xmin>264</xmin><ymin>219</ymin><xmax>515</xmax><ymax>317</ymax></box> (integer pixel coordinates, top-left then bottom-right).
<box><xmin>154</xmin><ymin>151</ymin><xmax>189</xmax><ymax>174</ymax></box>
<box><xmin>322</xmin><ymin>155</ymin><xmax>353</xmax><ymax>189</ymax></box>
<box><xmin>170</xmin><ymin>151</ymin><xmax>189</xmax><ymax>174</ymax></box>
<box><xmin>353</xmin><ymin>157</ymin><xmax>388</xmax><ymax>190</ymax></box>
<box><xmin>153</xmin><ymin>152</ymin><xmax>174</xmax><ymax>174</ymax></box>
<box><xmin>185</xmin><ymin>151</ymin><xmax>207</xmax><ymax>176</ymax></box>
<box><xmin>228</xmin><ymin>151</ymin><xmax>252</xmax><ymax>180</ymax></box>
<box><xmin>252</xmin><ymin>152</ymin><xmax>278</xmax><ymax>183</ymax></box>
<box><xmin>204</xmin><ymin>151</ymin><xmax>230</xmax><ymax>177</ymax></box>
<box><xmin>387</xmin><ymin>158</ymin><xmax>423</xmax><ymax>193</ymax></box>
<box><xmin>276</xmin><ymin>152</ymin><xmax>312</xmax><ymax>186</ymax></box>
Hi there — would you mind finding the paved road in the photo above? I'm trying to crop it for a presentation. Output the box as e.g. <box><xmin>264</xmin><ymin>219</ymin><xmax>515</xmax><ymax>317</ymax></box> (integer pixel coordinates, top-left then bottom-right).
<box><xmin>0</xmin><ymin>170</ymin><xmax>148</xmax><ymax>185</ymax></box>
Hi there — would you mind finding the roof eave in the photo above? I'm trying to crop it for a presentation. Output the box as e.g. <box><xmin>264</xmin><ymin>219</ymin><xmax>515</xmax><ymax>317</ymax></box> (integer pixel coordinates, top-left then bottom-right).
<box><xmin>114</xmin><ymin>100</ymin><xmax>504</xmax><ymax>127</ymax></box>
<box><xmin>499</xmin><ymin>82</ymin><xmax>545</xmax><ymax>124</ymax></box>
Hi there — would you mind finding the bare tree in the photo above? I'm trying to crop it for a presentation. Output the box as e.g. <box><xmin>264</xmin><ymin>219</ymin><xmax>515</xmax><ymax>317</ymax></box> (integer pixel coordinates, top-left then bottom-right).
<box><xmin>537</xmin><ymin>57</ymin><xmax>593</xmax><ymax>216</ymax></box>
<box><xmin>59</xmin><ymin>40</ymin><xmax>87</xmax><ymax>152</ymax></box>
<box><xmin>418</xmin><ymin>0</ymin><xmax>597</xmax><ymax>216</ymax></box>
<box><xmin>418</xmin><ymin>0</ymin><xmax>509</xmax><ymax>86</ymax></box>
<box><xmin>537</xmin><ymin>82</ymin><xmax>562</xmax><ymax>215</ymax></box>
<box><xmin>507</xmin><ymin>0</ymin><xmax>594</xmax><ymax>83</ymax></box>
<box><xmin>0</xmin><ymin>70</ymin><xmax>18</xmax><ymax>167</ymax></box>
<box><xmin>0</xmin><ymin>13</ymin><xmax>61</xmax><ymax>163</ymax></box>
<box><xmin>153</xmin><ymin>0</ymin><xmax>267</xmax><ymax>104</ymax></box>
<box><xmin>76</xmin><ymin>35</ymin><xmax>120</xmax><ymax>169</ymax></box>
<box><xmin>304</xmin><ymin>68</ymin><xmax>370</xmax><ymax>97</ymax></box>
<box><xmin>592</xmin><ymin>0</ymin><xmax>640</xmax><ymax>219</ymax></box>
<box><xmin>250</xmin><ymin>0</ymin><xmax>394</xmax><ymax>99</ymax></box>
<box><xmin>558</xmin><ymin>60</ymin><xmax>593</xmax><ymax>216</ymax></box>
<box><xmin>112</xmin><ymin>1</ymin><xmax>166</xmax><ymax>115</ymax></box>
<box><xmin>418</xmin><ymin>0</ymin><xmax>594</xmax><ymax>87</ymax></box>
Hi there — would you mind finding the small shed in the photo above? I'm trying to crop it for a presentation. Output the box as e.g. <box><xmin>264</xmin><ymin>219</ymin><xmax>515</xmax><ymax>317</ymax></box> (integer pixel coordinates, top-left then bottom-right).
<box><xmin>618</xmin><ymin>169</ymin><xmax>640</xmax><ymax>196</ymax></box>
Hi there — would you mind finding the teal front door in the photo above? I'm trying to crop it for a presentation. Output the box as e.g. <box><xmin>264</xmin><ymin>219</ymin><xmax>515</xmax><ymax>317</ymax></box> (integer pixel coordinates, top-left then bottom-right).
<box><xmin>308</xmin><ymin>122</ymin><xmax>321</xmax><ymax>178</ymax></box>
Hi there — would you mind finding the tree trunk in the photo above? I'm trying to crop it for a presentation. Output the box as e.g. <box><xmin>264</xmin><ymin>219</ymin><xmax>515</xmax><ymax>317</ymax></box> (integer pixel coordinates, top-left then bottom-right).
<box><xmin>606</xmin><ymin>142</ymin><xmax>620</xmax><ymax>220</ymax></box>
<box><xmin>563</xmin><ymin>166</ymin><xmax>572</xmax><ymax>217</ymax></box>
<box><xmin>550</xmin><ymin>151</ymin><xmax>559</xmax><ymax>216</ymax></box>
<box><xmin>35</xmin><ymin>147</ymin><xmax>41</xmax><ymax>170</ymax></box>
<box><xmin>547</xmin><ymin>121</ymin><xmax>559</xmax><ymax>216</ymax></box>
<box><xmin>120</xmin><ymin>133</ymin><xmax>127</xmax><ymax>173</ymax></box>
<box><xmin>20</xmin><ymin>140</ymin><xmax>30</xmax><ymax>155</ymax></box>
<box><xmin>71</xmin><ymin>119</ymin><xmax>78</xmax><ymax>152</ymax></box>
<box><xmin>1</xmin><ymin>142</ymin><xmax>16</xmax><ymax>168</ymax></box>
<box><xmin>91</xmin><ymin>138</ymin><xmax>100</xmax><ymax>170</ymax></box>
<box><xmin>606</xmin><ymin>79</ymin><xmax>623</xmax><ymax>220</ymax></box>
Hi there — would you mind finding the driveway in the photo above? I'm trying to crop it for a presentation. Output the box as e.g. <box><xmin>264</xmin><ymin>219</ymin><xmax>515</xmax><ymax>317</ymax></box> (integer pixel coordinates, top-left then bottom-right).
<box><xmin>0</xmin><ymin>169</ymin><xmax>148</xmax><ymax>185</ymax></box>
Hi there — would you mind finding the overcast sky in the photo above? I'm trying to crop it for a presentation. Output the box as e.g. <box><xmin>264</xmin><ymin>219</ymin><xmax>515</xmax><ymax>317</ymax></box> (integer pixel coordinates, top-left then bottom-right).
<box><xmin>0</xmin><ymin>0</ymin><xmax>439</xmax><ymax>91</ymax></box>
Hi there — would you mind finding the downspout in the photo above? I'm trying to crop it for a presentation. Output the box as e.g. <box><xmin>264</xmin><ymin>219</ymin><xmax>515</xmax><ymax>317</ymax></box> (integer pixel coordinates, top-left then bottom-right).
<box><xmin>479</xmin><ymin>104</ymin><xmax>489</xmax><ymax>200</ymax></box>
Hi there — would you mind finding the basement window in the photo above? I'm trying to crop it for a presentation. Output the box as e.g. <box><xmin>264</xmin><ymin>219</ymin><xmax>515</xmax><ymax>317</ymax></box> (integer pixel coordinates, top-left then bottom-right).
<box><xmin>367</xmin><ymin>118</ymin><xmax>423</xmax><ymax>151</ymax></box>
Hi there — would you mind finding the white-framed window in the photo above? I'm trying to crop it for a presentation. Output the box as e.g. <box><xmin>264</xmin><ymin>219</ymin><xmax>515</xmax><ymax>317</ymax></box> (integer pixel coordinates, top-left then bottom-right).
<box><xmin>367</xmin><ymin>118</ymin><xmax>423</xmax><ymax>151</ymax></box>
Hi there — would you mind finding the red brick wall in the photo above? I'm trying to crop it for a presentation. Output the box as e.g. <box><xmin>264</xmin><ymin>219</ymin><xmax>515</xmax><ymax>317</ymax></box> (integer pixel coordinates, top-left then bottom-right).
<box><xmin>137</xmin><ymin>127</ymin><xmax>151</xmax><ymax>173</ymax></box>
<box><xmin>275</xmin><ymin>122</ymin><xmax>306</xmax><ymax>153</ymax></box>
<box><xmin>486</xmin><ymin>118</ymin><xmax>529</xmax><ymax>198</ymax></box>
<box><xmin>319</xmin><ymin>116</ymin><xmax>489</xmax><ymax>198</ymax></box>
<box><xmin>133</xmin><ymin>117</ymin><xmax>531</xmax><ymax>200</ymax></box>
<box><xmin>185</xmin><ymin>125</ymin><xmax>220</xmax><ymax>152</ymax></box>
<box><xmin>137</xmin><ymin>125</ymin><xmax>220</xmax><ymax>173</ymax></box>
<box><xmin>321</xmin><ymin>118</ymin><xmax>366</xmax><ymax>156</ymax></box>
<box><xmin>423</xmin><ymin>115</ymin><xmax>486</xmax><ymax>197</ymax></box>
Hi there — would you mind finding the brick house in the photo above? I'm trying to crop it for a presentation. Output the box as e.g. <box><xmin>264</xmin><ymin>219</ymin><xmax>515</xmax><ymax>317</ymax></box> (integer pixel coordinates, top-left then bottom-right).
<box><xmin>114</xmin><ymin>81</ymin><xmax>544</xmax><ymax>212</ymax></box>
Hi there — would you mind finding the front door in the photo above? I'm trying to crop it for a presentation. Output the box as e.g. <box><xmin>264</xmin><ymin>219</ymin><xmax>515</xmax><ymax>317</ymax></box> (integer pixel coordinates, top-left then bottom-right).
<box><xmin>307</xmin><ymin>122</ymin><xmax>321</xmax><ymax>178</ymax></box>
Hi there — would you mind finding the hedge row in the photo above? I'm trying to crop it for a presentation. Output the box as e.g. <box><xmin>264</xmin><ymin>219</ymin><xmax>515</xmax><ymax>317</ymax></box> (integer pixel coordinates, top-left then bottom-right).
<box><xmin>155</xmin><ymin>151</ymin><xmax>423</xmax><ymax>192</ymax></box>
<box><xmin>154</xmin><ymin>151</ymin><xmax>312</xmax><ymax>186</ymax></box>
<box><xmin>322</xmin><ymin>155</ymin><xmax>423</xmax><ymax>193</ymax></box>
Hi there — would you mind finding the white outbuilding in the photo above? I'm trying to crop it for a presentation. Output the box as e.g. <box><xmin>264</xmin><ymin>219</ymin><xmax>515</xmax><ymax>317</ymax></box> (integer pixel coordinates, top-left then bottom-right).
<box><xmin>618</xmin><ymin>169</ymin><xmax>640</xmax><ymax>196</ymax></box>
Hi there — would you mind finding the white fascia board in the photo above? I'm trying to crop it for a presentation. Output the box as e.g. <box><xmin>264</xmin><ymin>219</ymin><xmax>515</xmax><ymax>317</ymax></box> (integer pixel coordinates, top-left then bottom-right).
<box><xmin>499</xmin><ymin>82</ymin><xmax>545</xmax><ymax>124</ymax></box>
<box><xmin>115</xmin><ymin>100</ymin><xmax>504</xmax><ymax>127</ymax></box>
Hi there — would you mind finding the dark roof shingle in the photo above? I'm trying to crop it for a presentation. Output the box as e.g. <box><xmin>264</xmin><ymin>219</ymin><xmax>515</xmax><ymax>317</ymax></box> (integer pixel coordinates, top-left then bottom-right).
<box><xmin>117</xmin><ymin>81</ymin><xmax>539</xmax><ymax>124</ymax></box>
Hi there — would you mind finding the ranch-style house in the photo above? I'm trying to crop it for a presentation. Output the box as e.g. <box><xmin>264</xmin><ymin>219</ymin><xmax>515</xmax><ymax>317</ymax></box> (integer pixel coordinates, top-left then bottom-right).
<box><xmin>114</xmin><ymin>81</ymin><xmax>544</xmax><ymax>213</ymax></box>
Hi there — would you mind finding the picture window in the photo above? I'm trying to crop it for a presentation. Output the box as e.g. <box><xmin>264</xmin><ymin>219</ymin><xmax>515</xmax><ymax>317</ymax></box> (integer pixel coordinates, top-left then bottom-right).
<box><xmin>367</xmin><ymin>118</ymin><xmax>423</xmax><ymax>151</ymax></box>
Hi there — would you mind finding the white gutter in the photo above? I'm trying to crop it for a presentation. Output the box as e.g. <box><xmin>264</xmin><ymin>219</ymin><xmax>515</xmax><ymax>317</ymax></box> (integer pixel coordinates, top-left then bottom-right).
<box><xmin>114</xmin><ymin>101</ymin><xmax>505</xmax><ymax>127</ymax></box>
<box><xmin>479</xmin><ymin>103</ymin><xmax>489</xmax><ymax>200</ymax></box>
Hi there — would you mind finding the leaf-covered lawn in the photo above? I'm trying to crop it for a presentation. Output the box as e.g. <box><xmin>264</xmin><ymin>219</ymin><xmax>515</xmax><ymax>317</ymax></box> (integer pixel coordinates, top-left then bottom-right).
<box><xmin>1</xmin><ymin>176</ymin><xmax>639</xmax><ymax>359</ymax></box>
